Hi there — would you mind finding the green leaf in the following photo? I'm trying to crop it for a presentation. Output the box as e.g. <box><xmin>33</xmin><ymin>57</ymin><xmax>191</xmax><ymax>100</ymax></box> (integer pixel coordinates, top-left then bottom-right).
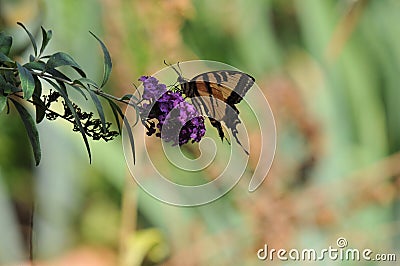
<box><xmin>39</xmin><ymin>27</ymin><xmax>52</xmax><ymax>56</ymax></box>
<box><xmin>45</xmin><ymin>78</ymin><xmax>92</xmax><ymax>163</ymax></box>
<box><xmin>0</xmin><ymin>74</ymin><xmax>13</xmax><ymax>94</ymax></box>
<box><xmin>0</xmin><ymin>74</ymin><xmax>7</xmax><ymax>88</ymax></box>
<box><xmin>46</xmin><ymin>68</ymin><xmax>72</xmax><ymax>82</ymax></box>
<box><xmin>45</xmin><ymin>52</ymin><xmax>86</xmax><ymax>77</ymax></box>
<box><xmin>132</xmin><ymin>108</ymin><xmax>140</xmax><ymax>127</ymax></box>
<box><xmin>87</xmin><ymin>89</ymin><xmax>107</xmax><ymax>133</ymax></box>
<box><xmin>32</xmin><ymin>75</ymin><xmax>42</xmax><ymax>98</ymax></box>
<box><xmin>0</xmin><ymin>32</ymin><xmax>13</xmax><ymax>55</ymax></box>
<box><xmin>120</xmin><ymin>93</ymin><xmax>139</xmax><ymax>102</ymax></box>
<box><xmin>33</xmin><ymin>94</ymin><xmax>46</xmax><ymax>124</ymax></box>
<box><xmin>24</xmin><ymin>61</ymin><xmax>46</xmax><ymax>71</ymax></box>
<box><xmin>107</xmin><ymin>99</ymin><xmax>122</xmax><ymax>134</ymax></box>
<box><xmin>90</xmin><ymin>31</ymin><xmax>112</xmax><ymax>88</ymax></box>
<box><xmin>0</xmin><ymin>71</ymin><xmax>19</xmax><ymax>94</ymax></box>
<box><xmin>71</xmin><ymin>78</ymin><xmax>98</xmax><ymax>100</ymax></box>
<box><xmin>0</xmin><ymin>52</ymin><xmax>13</xmax><ymax>63</ymax></box>
<box><xmin>75</xmin><ymin>77</ymin><xmax>99</xmax><ymax>88</ymax></box>
<box><xmin>124</xmin><ymin>116</ymin><xmax>136</xmax><ymax>164</ymax></box>
<box><xmin>17</xmin><ymin>22</ymin><xmax>38</xmax><ymax>57</ymax></box>
<box><xmin>42</xmin><ymin>67</ymin><xmax>72</xmax><ymax>97</ymax></box>
<box><xmin>9</xmin><ymin>98</ymin><xmax>41</xmax><ymax>165</ymax></box>
<box><xmin>57</xmin><ymin>80</ymin><xmax>69</xmax><ymax>97</ymax></box>
<box><xmin>32</xmin><ymin>76</ymin><xmax>46</xmax><ymax>123</ymax></box>
<box><xmin>106</xmin><ymin>98</ymin><xmax>135</xmax><ymax>163</ymax></box>
<box><xmin>70</xmin><ymin>85</ymin><xmax>88</xmax><ymax>100</ymax></box>
<box><xmin>0</xmin><ymin>94</ymin><xmax>7</xmax><ymax>113</ymax></box>
<box><xmin>17</xmin><ymin>62</ymin><xmax>35</xmax><ymax>99</ymax></box>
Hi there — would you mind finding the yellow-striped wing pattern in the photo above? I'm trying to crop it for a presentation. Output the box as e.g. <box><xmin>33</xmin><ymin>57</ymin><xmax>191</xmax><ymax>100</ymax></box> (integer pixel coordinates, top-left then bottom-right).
<box><xmin>179</xmin><ymin>70</ymin><xmax>255</xmax><ymax>154</ymax></box>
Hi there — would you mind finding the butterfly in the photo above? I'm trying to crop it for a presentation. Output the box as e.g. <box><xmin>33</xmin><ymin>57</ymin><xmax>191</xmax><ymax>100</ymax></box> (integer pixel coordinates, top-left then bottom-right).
<box><xmin>169</xmin><ymin>64</ymin><xmax>255</xmax><ymax>155</ymax></box>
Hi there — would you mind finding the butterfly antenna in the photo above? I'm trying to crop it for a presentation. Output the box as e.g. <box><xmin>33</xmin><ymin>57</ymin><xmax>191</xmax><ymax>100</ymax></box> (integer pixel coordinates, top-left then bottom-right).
<box><xmin>177</xmin><ymin>61</ymin><xmax>183</xmax><ymax>75</ymax></box>
<box><xmin>170</xmin><ymin>62</ymin><xmax>186</xmax><ymax>85</ymax></box>
<box><xmin>170</xmin><ymin>63</ymin><xmax>181</xmax><ymax>76</ymax></box>
<box><xmin>163</xmin><ymin>60</ymin><xmax>171</xmax><ymax>67</ymax></box>
<box><xmin>164</xmin><ymin>60</ymin><xmax>179</xmax><ymax>74</ymax></box>
<box><xmin>163</xmin><ymin>61</ymin><xmax>185</xmax><ymax>93</ymax></box>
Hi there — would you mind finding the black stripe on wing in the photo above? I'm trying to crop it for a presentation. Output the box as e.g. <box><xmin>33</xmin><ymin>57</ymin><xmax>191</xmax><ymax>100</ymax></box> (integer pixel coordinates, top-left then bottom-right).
<box><xmin>180</xmin><ymin>70</ymin><xmax>254</xmax><ymax>155</ymax></box>
<box><xmin>190</xmin><ymin>70</ymin><xmax>254</xmax><ymax>101</ymax></box>
<box><xmin>226</xmin><ymin>72</ymin><xmax>255</xmax><ymax>105</ymax></box>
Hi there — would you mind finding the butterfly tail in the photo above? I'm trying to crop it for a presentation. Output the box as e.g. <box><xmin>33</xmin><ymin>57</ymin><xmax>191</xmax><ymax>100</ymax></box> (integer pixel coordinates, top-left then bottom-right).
<box><xmin>225</xmin><ymin>107</ymin><xmax>249</xmax><ymax>155</ymax></box>
<box><xmin>231</xmin><ymin>128</ymin><xmax>250</xmax><ymax>155</ymax></box>
<box><xmin>209</xmin><ymin>117</ymin><xmax>225</xmax><ymax>141</ymax></box>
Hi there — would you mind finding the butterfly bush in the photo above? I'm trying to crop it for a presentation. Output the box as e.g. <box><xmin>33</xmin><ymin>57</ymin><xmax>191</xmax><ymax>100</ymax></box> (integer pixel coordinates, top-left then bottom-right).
<box><xmin>138</xmin><ymin>76</ymin><xmax>206</xmax><ymax>146</ymax></box>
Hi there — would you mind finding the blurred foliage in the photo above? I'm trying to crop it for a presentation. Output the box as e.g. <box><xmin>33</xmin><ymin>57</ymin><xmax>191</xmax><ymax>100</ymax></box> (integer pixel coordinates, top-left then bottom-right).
<box><xmin>0</xmin><ymin>21</ymin><xmax>139</xmax><ymax>166</ymax></box>
<box><xmin>1</xmin><ymin>0</ymin><xmax>400</xmax><ymax>265</ymax></box>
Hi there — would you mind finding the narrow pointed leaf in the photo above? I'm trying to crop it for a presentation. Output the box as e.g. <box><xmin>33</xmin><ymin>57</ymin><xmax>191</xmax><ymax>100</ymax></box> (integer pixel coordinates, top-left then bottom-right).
<box><xmin>90</xmin><ymin>31</ymin><xmax>112</xmax><ymax>88</ymax></box>
<box><xmin>45</xmin><ymin>52</ymin><xmax>86</xmax><ymax>77</ymax></box>
<box><xmin>46</xmin><ymin>68</ymin><xmax>72</xmax><ymax>90</ymax></box>
<box><xmin>1</xmin><ymin>72</ymin><xmax>19</xmax><ymax>94</ymax></box>
<box><xmin>87</xmin><ymin>89</ymin><xmax>107</xmax><ymax>133</ymax></box>
<box><xmin>0</xmin><ymin>52</ymin><xmax>13</xmax><ymax>63</ymax></box>
<box><xmin>24</xmin><ymin>61</ymin><xmax>46</xmax><ymax>71</ymax></box>
<box><xmin>17</xmin><ymin>62</ymin><xmax>35</xmax><ymax>99</ymax></box>
<box><xmin>0</xmin><ymin>74</ymin><xmax>14</xmax><ymax>94</ymax></box>
<box><xmin>56</xmin><ymin>79</ymin><xmax>68</xmax><ymax>96</ymax></box>
<box><xmin>17</xmin><ymin>22</ymin><xmax>38</xmax><ymax>57</ymax></box>
<box><xmin>39</xmin><ymin>27</ymin><xmax>52</xmax><ymax>56</ymax></box>
<box><xmin>132</xmin><ymin>108</ymin><xmax>140</xmax><ymax>127</ymax></box>
<box><xmin>120</xmin><ymin>94</ymin><xmax>139</xmax><ymax>102</ymax></box>
<box><xmin>71</xmin><ymin>79</ymin><xmax>86</xmax><ymax>88</ymax></box>
<box><xmin>32</xmin><ymin>97</ymin><xmax>45</xmax><ymax>123</ymax></box>
<box><xmin>32</xmin><ymin>76</ymin><xmax>42</xmax><ymax>98</ymax></box>
<box><xmin>0</xmin><ymin>94</ymin><xmax>7</xmax><ymax>113</ymax></box>
<box><xmin>43</xmin><ymin>68</ymin><xmax>72</xmax><ymax>97</ymax></box>
<box><xmin>71</xmin><ymin>78</ymin><xmax>96</xmax><ymax>99</ymax></box>
<box><xmin>70</xmin><ymin>85</ymin><xmax>88</xmax><ymax>100</ymax></box>
<box><xmin>76</xmin><ymin>77</ymin><xmax>99</xmax><ymax>88</ymax></box>
<box><xmin>123</xmin><ymin>116</ymin><xmax>136</xmax><ymax>164</ymax></box>
<box><xmin>33</xmin><ymin>95</ymin><xmax>46</xmax><ymax>123</ymax></box>
<box><xmin>3</xmin><ymin>70</ymin><xmax>16</xmax><ymax>84</ymax></box>
<box><xmin>107</xmin><ymin>99</ymin><xmax>122</xmax><ymax>134</ymax></box>
<box><xmin>107</xmin><ymin>99</ymin><xmax>135</xmax><ymax>163</ymax></box>
<box><xmin>0</xmin><ymin>32</ymin><xmax>13</xmax><ymax>55</ymax></box>
<box><xmin>0</xmin><ymin>74</ymin><xmax>7</xmax><ymax>88</ymax></box>
<box><xmin>10</xmin><ymin>98</ymin><xmax>41</xmax><ymax>165</ymax></box>
<box><xmin>32</xmin><ymin>76</ymin><xmax>46</xmax><ymax>123</ymax></box>
<box><xmin>45</xmin><ymin>78</ymin><xmax>92</xmax><ymax>163</ymax></box>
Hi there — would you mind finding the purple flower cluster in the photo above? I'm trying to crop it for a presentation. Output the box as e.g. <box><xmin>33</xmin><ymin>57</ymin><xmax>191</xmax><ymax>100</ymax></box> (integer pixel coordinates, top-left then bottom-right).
<box><xmin>138</xmin><ymin>76</ymin><xmax>206</xmax><ymax>146</ymax></box>
<box><xmin>138</xmin><ymin>75</ymin><xmax>167</xmax><ymax>100</ymax></box>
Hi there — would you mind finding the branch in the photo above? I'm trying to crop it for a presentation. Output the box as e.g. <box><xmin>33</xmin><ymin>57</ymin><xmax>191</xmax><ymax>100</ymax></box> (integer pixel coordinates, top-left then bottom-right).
<box><xmin>10</xmin><ymin>93</ymin><xmax>74</xmax><ymax>125</ymax></box>
<box><xmin>0</xmin><ymin>66</ymin><xmax>138</xmax><ymax>108</ymax></box>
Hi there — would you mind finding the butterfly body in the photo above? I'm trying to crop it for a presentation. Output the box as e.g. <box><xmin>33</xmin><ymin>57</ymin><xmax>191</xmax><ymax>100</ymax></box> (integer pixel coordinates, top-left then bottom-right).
<box><xmin>174</xmin><ymin>69</ymin><xmax>255</xmax><ymax>154</ymax></box>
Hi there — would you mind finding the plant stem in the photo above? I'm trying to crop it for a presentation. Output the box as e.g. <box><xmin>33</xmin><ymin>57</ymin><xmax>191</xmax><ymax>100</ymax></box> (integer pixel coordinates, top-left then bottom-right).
<box><xmin>29</xmin><ymin>198</ymin><xmax>35</xmax><ymax>265</ymax></box>
<box><xmin>10</xmin><ymin>93</ymin><xmax>68</xmax><ymax>122</ymax></box>
<box><xmin>119</xmin><ymin>174</ymin><xmax>137</xmax><ymax>266</ymax></box>
<box><xmin>0</xmin><ymin>66</ymin><xmax>137</xmax><ymax>108</ymax></box>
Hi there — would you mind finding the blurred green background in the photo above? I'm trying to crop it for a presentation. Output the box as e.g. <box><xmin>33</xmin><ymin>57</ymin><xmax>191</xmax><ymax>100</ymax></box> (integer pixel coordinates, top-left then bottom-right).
<box><xmin>0</xmin><ymin>0</ymin><xmax>399</xmax><ymax>265</ymax></box>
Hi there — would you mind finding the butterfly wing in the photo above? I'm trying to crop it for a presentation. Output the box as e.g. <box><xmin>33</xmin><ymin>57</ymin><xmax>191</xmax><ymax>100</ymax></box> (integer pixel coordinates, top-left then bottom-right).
<box><xmin>181</xmin><ymin>70</ymin><xmax>255</xmax><ymax>154</ymax></box>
